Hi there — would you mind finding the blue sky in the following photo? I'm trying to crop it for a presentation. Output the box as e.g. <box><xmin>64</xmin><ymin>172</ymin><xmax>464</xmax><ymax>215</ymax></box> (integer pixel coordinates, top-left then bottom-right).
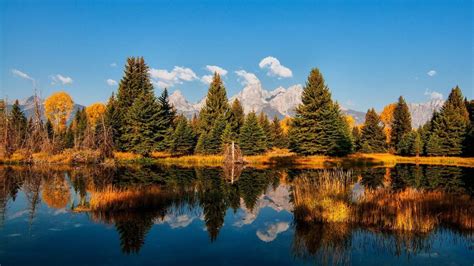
<box><xmin>1</xmin><ymin>0</ymin><xmax>472</xmax><ymax>111</ymax></box>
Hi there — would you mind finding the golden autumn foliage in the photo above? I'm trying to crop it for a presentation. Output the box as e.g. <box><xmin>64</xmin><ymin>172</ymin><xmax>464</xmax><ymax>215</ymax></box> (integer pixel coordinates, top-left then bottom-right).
<box><xmin>85</xmin><ymin>103</ymin><xmax>106</xmax><ymax>128</ymax></box>
<box><xmin>41</xmin><ymin>175</ymin><xmax>71</xmax><ymax>209</ymax></box>
<box><xmin>345</xmin><ymin>115</ymin><xmax>355</xmax><ymax>129</ymax></box>
<box><xmin>380</xmin><ymin>103</ymin><xmax>396</xmax><ymax>128</ymax></box>
<box><xmin>280</xmin><ymin>116</ymin><xmax>292</xmax><ymax>134</ymax></box>
<box><xmin>44</xmin><ymin>91</ymin><xmax>74</xmax><ymax>132</ymax></box>
<box><xmin>380</xmin><ymin>103</ymin><xmax>396</xmax><ymax>143</ymax></box>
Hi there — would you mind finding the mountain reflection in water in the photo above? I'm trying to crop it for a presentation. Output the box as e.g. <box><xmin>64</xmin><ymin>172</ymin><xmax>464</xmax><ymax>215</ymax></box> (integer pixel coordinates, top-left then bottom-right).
<box><xmin>0</xmin><ymin>164</ymin><xmax>472</xmax><ymax>265</ymax></box>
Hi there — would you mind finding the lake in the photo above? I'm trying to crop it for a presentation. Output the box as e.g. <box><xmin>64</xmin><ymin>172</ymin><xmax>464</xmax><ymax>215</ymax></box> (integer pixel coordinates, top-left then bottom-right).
<box><xmin>0</xmin><ymin>164</ymin><xmax>473</xmax><ymax>265</ymax></box>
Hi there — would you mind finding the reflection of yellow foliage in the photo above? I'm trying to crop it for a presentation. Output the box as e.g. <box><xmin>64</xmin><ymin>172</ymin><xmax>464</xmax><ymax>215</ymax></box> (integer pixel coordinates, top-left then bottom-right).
<box><xmin>42</xmin><ymin>176</ymin><xmax>71</xmax><ymax>209</ymax></box>
<box><xmin>357</xmin><ymin>188</ymin><xmax>473</xmax><ymax>232</ymax></box>
<box><xmin>85</xmin><ymin>103</ymin><xmax>106</xmax><ymax>128</ymax></box>
<box><xmin>85</xmin><ymin>185</ymin><xmax>171</xmax><ymax>211</ymax></box>
<box><xmin>293</xmin><ymin>170</ymin><xmax>352</xmax><ymax>223</ymax></box>
<box><xmin>44</xmin><ymin>91</ymin><xmax>74</xmax><ymax>132</ymax></box>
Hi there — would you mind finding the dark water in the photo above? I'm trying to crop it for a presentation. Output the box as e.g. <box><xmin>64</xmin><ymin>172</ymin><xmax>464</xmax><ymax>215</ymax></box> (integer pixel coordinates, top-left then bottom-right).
<box><xmin>0</xmin><ymin>164</ymin><xmax>473</xmax><ymax>265</ymax></box>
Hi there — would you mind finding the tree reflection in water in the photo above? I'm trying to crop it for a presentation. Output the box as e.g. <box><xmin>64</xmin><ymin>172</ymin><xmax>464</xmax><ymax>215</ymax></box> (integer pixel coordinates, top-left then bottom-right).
<box><xmin>0</xmin><ymin>164</ymin><xmax>472</xmax><ymax>260</ymax></box>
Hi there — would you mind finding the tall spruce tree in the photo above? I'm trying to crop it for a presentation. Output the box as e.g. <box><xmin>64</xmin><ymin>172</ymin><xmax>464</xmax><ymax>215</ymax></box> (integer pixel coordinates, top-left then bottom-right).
<box><xmin>270</xmin><ymin>116</ymin><xmax>288</xmax><ymax>149</ymax></box>
<box><xmin>289</xmin><ymin>68</ymin><xmax>352</xmax><ymax>156</ymax></box>
<box><xmin>198</xmin><ymin>73</ymin><xmax>229</xmax><ymax>132</ymax></box>
<box><xmin>390</xmin><ymin>96</ymin><xmax>412</xmax><ymax>149</ymax></box>
<box><xmin>115</xmin><ymin>57</ymin><xmax>154</xmax><ymax>150</ymax></box>
<box><xmin>429</xmin><ymin>86</ymin><xmax>469</xmax><ymax>156</ymax></box>
<box><xmin>397</xmin><ymin>131</ymin><xmax>423</xmax><ymax>156</ymax></box>
<box><xmin>352</xmin><ymin>126</ymin><xmax>361</xmax><ymax>152</ymax></box>
<box><xmin>9</xmin><ymin>100</ymin><xmax>27</xmax><ymax>150</ymax></box>
<box><xmin>104</xmin><ymin>93</ymin><xmax>121</xmax><ymax>149</ymax></box>
<box><xmin>360</xmin><ymin>108</ymin><xmax>386</xmax><ymax>153</ymax></box>
<box><xmin>156</xmin><ymin>88</ymin><xmax>176</xmax><ymax>151</ymax></box>
<box><xmin>169</xmin><ymin>116</ymin><xmax>196</xmax><ymax>156</ymax></box>
<box><xmin>464</xmin><ymin>99</ymin><xmax>474</xmax><ymax>156</ymax></box>
<box><xmin>258</xmin><ymin>112</ymin><xmax>271</xmax><ymax>149</ymax></box>
<box><xmin>229</xmin><ymin>99</ymin><xmax>244</xmax><ymax>136</ymax></box>
<box><xmin>204</xmin><ymin>114</ymin><xmax>228</xmax><ymax>154</ymax></box>
<box><xmin>239</xmin><ymin>112</ymin><xmax>267</xmax><ymax>155</ymax></box>
<box><xmin>121</xmin><ymin>91</ymin><xmax>161</xmax><ymax>156</ymax></box>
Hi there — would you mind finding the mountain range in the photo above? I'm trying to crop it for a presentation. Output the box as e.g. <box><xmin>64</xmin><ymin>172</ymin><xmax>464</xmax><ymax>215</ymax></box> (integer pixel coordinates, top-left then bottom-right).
<box><xmin>168</xmin><ymin>82</ymin><xmax>444</xmax><ymax>128</ymax></box>
<box><xmin>9</xmin><ymin>89</ymin><xmax>443</xmax><ymax>128</ymax></box>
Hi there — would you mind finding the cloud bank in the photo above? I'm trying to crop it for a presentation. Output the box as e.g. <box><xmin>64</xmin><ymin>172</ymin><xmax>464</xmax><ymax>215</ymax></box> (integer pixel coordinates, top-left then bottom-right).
<box><xmin>149</xmin><ymin>66</ymin><xmax>198</xmax><ymax>88</ymax></box>
<box><xmin>51</xmin><ymin>74</ymin><xmax>73</xmax><ymax>85</ymax></box>
<box><xmin>201</xmin><ymin>65</ymin><xmax>228</xmax><ymax>84</ymax></box>
<box><xmin>235</xmin><ymin>70</ymin><xmax>260</xmax><ymax>86</ymax></box>
<box><xmin>259</xmin><ymin>56</ymin><xmax>292</xmax><ymax>78</ymax></box>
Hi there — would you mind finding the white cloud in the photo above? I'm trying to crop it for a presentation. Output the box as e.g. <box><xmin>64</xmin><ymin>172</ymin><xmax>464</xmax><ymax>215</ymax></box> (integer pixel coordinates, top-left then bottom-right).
<box><xmin>201</xmin><ymin>65</ymin><xmax>228</xmax><ymax>84</ymax></box>
<box><xmin>259</xmin><ymin>56</ymin><xmax>293</xmax><ymax>78</ymax></box>
<box><xmin>110</xmin><ymin>62</ymin><xmax>117</xmax><ymax>67</ymax></box>
<box><xmin>256</xmin><ymin>222</ymin><xmax>290</xmax><ymax>242</ymax></box>
<box><xmin>149</xmin><ymin>66</ymin><xmax>198</xmax><ymax>89</ymax></box>
<box><xmin>427</xmin><ymin>70</ymin><xmax>437</xmax><ymax>77</ymax></box>
<box><xmin>235</xmin><ymin>70</ymin><xmax>260</xmax><ymax>86</ymax></box>
<box><xmin>11</xmin><ymin>69</ymin><xmax>34</xmax><ymax>81</ymax></box>
<box><xmin>106</xmin><ymin>79</ymin><xmax>118</xmax><ymax>86</ymax></box>
<box><xmin>424</xmin><ymin>89</ymin><xmax>443</xmax><ymax>100</ymax></box>
<box><xmin>51</xmin><ymin>74</ymin><xmax>73</xmax><ymax>85</ymax></box>
<box><xmin>206</xmin><ymin>65</ymin><xmax>228</xmax><ymax>76</ymax></box>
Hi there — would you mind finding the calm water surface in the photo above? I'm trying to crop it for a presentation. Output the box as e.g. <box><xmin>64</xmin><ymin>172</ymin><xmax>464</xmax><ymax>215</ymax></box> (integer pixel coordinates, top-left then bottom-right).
<box><xmin>0</xmin><ymin>164</ymin><xmax>473</xmax><ymax>265</ymax></box>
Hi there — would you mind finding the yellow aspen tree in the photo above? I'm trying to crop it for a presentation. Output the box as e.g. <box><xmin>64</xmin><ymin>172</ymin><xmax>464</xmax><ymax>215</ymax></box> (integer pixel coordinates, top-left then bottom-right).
<box><xmin>85</xmin><ymin>103</ymin><xmax>106</xmax><ymax>129</ymax></box>
<box><xmin>44</xmin><ymin>91</ymin><xmax>74</xmax><ymax>133</ymax></box>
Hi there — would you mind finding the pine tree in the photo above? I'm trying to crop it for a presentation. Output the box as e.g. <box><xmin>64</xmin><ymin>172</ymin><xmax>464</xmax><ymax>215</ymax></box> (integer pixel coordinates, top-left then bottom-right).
<box><xmin>121</xmin><ymin>92</ymin><xmax>161</xmax><ymax>156</ymax></box>
<box><xmin>9</xmin><ymin>100</ymin><xmax>27</xmax><ymax>150</ymax></box>
<box><xmin>104</xmin><ymin>93</ymin><xmax>121</xmax><ymax>149</ymax></box>
<box><xmin>115</xmin><ymin>57</ymin><xmax>154</xmax><ymax>150</ymax></box>
<box><xmin>258</xmin><ymin>112</ymin><xmax>271</xmax><ymax>149</ymax></box>
<box><xmin>360</xmin><ymin>108</ymin><xmax>386</xmax><ymax>153</ymax></box>
<box><xmin>464</xmin><ymin>99</ymin><xmax>474</xmax><ymax>156</ymax></box>
<box><xmin>426</xmin><ymin>133</ymin><xmax>443</xmax><ymax>156</ymax></box>
<box><xmin>156</xmin><ymin>89</ymin><xmax>176</xmax><ymax>151</ymax></box>
<box><xmin>397</xmin><ymin>131</ymin><xmax>422</xmax><ymax>156</ymax></box>
<box><xmin>239</xmin><ymin>112</ymin><xmax>267</xmax><ymax>155</ymax></box>
<box><xmin>429</xmin><ymin>86</ymin><xmax>469</xmax><ymax>156</ymax></box>
<box><xmin>198</xmin><ymin>73</ymin><xmax>229</xmax><ymax>132</ymax></box>
<box><xmin>72</xmin><ymin>108</ymin><xmax>87</xmax><ymax>148</ymax></box>
<box><xmin>169</xmin><ymin>116</ymin><xmax>196</xmax><ymax>156</ymax></box>
<box><xmin>195</xmin><ymin>131</ymin><xmax>207</xmax><ymax>154</ymax></box>
<box><xmin>229</xmin><ymin>99</ymin><xmax>244</xmax><ymax>135</ymax></box>
<box><xmin>412</xmin><ymin>131</ymin><xmax>423</xmax><ymax>156</ymax></box>
<box><xmin>289</xmin><ymin>68</ymin><xmax>352</xmax><ymax>156</ymax></box>
<box><xmin>352</xmin><ymin>126</ymin><xmax>361</xmax><ymax>152</ymax></box>
<box><xmin>270</xmin><ymin>116</ymin><xmax>288</xmax><ymax>149</ymax></box>
<box><xmin>221</xmin><ymin>123</ymin><xmax>234</xmax><ymax>147</ymax></box>
<box><xmin>391</xmin><ymin>96</ymin><xmax>412</xmax><ymax>149</ymax></box>
<box><xmin>204</xmin><ymin>114</ymin><xmax>227</xmax><ymax>154</ymax></box>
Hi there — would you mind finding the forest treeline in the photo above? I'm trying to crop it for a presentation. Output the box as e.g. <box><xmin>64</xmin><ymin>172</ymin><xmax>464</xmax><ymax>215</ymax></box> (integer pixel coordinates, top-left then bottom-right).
<box><xmin>1</xmin><ymin>57</ymin><xmax>473</xmax><ymax>161</ymax></box>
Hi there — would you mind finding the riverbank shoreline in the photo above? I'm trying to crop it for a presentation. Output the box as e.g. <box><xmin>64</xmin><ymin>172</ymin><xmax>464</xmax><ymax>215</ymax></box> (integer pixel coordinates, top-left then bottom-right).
<box><xmin>1</xmin><ymin>149</ymin><xmax>473</xmax><ymax>168</ymax></box>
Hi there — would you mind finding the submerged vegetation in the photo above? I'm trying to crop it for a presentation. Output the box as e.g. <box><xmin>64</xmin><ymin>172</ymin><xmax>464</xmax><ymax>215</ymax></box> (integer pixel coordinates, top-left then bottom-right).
<box><xmin>0</xmin><ymin>57</ymin><xmax>472</xmax><ymax>166</ymax></box>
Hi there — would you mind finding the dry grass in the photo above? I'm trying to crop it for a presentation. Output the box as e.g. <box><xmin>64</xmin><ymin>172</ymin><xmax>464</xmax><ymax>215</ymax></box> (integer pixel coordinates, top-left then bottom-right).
<box><xmin>113</xmin><ymin>151</ymin><xmax>142</xmax><ymax>161</ymax></box>
<box><xmin>356</xmin><ymin>188</ymin><xmax>474</xmax><ymax>232</ymax></box>
<box><xmin>74</xmin><ymin>184</ymin><xmax>169</xmax><ymax>211</ymax></box>
<box><xmin>360</xmin><ymin>153</ymin><xmax>474</xmax><ymax>167</ymax></box>
<box><xmin>293</xmin><ymin>169</ymin><xmax>353</xmax><ymax>223</ymax></box>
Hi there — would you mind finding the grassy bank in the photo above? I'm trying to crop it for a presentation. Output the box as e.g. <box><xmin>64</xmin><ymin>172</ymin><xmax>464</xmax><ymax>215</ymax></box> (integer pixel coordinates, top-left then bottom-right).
<box><xmin>1</xmin><ymin>149</ymin><xmax>473</xmax><ymax>167</ymax></box>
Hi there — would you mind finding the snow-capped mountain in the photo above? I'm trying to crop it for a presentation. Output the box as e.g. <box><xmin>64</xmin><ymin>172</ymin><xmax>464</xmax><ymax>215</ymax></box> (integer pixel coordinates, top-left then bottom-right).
<box><xmin>169</xmin><ymin>82</ymin><xmax>366</xmax><ymax>124</ymax></box>
<box><xmin>408</xmin><ymin>99</ymin><xmax>444</xmax><ymax>128</ymax></box>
